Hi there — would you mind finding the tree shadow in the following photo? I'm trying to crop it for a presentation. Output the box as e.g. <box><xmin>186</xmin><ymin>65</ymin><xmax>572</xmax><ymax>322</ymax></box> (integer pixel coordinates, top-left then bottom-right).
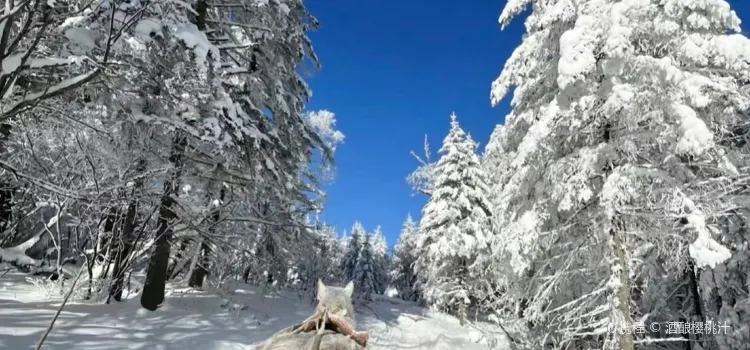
<box><xmin>0</xmin><ymin>290</ymin><xmax>291</xmax><ymax>350</ymax></box>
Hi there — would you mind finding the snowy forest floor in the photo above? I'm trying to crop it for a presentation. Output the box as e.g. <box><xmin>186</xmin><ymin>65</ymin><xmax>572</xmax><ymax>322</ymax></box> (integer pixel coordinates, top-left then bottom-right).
<box><xmin>0</xmin><ymin>267</ymin><xmax>507</xmax><ymax>349</ymax></box>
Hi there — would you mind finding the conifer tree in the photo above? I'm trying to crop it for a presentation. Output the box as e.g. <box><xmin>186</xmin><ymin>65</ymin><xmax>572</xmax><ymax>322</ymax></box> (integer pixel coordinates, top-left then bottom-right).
<box><xmin>415</xmin><ymin>113</ymin><xmax>493</xmax><ymax>324</ymax></box>
<box><xmin>391</xmin><ymin>214</ymin><xmax>420</xmax><ymax>301</ymax></box>
<box><xmin>341</xmin><ymin>222</ymin><xmax>365</xmax><ymax>281</ymax></box>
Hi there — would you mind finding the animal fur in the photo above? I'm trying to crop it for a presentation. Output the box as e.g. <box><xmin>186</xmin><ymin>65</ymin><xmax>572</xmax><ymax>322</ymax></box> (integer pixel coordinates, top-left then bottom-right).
<box><xmin>259</xmin><ymin>280</ymin><xmax>366</xmax><ymax>350</ymax></box>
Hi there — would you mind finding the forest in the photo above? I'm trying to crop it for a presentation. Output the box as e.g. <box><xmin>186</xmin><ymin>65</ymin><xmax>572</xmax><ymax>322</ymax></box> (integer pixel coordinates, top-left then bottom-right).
<box><xmin>2</xmin><ymin>0</ymin><xmax>750</xmax><ymax>350</ymax></box>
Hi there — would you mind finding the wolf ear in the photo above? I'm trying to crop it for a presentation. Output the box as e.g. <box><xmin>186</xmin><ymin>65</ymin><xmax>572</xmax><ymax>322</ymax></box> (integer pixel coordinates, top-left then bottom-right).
<box><xmin>317</xmin><ymin>279</ymin><xmax>327</xmax><ymax>300</ymax></box>
<box><xmin>343</xmin><ymin>281</ymin><xmax>354</xmax><ymax>297</ymax></box>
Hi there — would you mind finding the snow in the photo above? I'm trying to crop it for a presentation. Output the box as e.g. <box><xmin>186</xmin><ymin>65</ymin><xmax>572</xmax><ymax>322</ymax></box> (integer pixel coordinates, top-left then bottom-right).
<box><xmin>64</xmin><ymin>27</ymin><xmax>98</xmax><ymax>50</ymax></box>
<box><xmin>0</xmin><ymin>247</ymin><xmax>40</xmax><ymax>266</ymax></box>
<box><xmin>134</xmin><ymin>18</ymin><xmax>163</xmax><ymax>42</ymax></box>
<box><xmin>686</xmin><ymin>213</ymin><xmax>732</xmax><ymax>269</ymax></box>
<box><xmin>59</xmin><ymin>15</ymin><xmax>89</xmax><ymax>29</ymax></box>
<box><xmin>172</xmin><ymin>23</ymin><xmax>221</xmax><ymax>72</ymax></box>
<box><xmin>1</xmin><ymin>54</ymin><xmax>87</xmax><ymax>75</ymax></box>
<box><xmin>2</xmin><ymin>70</ymin><xmax>98</xmax><ymax>112</ymax></box>
<box><xmin>557</xmin><ymin>15</ymin><xmax>599</xmax><ymax>90</ymax></box>
<box><xmin>0</xmin><ymin>270</ymin><xmax>506</xmax><ymax>349</ymax></box>
<box><xmin>673</xmin><ymin>103</ymin><xmax>714</xmax><ymax>156</ymax></box>
<box><xmin>303</xmin><ymin>110</ymin><xmax>345</xmax><ymax>152</ymax></box>
<box><xmin>1</xmin><ymin>53</ymin><xmax>23</xmax><ymax>75</ymax></box>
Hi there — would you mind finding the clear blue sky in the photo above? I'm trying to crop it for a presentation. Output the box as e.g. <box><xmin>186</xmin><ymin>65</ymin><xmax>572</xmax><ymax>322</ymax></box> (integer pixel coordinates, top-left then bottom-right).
<box><xmin>304</xmin><ymin>0</ymin><xmax>750</xmax><ymax>248</ymax></box>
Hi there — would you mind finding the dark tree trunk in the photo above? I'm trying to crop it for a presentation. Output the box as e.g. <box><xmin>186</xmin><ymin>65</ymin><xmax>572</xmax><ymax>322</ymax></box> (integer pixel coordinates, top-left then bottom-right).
<box><xmin>243</xmin><ymin>265</ymin><xmax>252</xmax><ymax>283</ymax></box>
<box><xmin>188</xmin><ymin>240</ymin><xmax>210</xmax><ymax>288</ymax></box>
<box><xmin>685</xmin><ymin>260</ymin><xmax>704</xmax><ymax>349</ymax></box>
<box><xmin>140</xmin><ymin>135</ymin><xmax>186</xmax><ymax>311</ymax></box>
<box><xmin>108</xmin><ymin>198</ymin><xmax>138</xmax><ymax>302</ymax></box>
<box><xmin>0</xmin><ymin>124</ymin><xmax>13</xmax><ymax>238</ymax></box>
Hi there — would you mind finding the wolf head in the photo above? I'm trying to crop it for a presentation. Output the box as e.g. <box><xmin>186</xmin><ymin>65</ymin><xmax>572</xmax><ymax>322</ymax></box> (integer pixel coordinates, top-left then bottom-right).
<box><xmin>316</xmin><ymin>279</ymin><xmax>356</xmax><ymax>326</ymax></box>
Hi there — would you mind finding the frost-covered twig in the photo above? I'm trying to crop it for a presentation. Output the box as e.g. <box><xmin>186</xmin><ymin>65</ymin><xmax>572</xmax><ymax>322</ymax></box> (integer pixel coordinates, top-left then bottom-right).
<box><xmin>0</xmin><ymin>159</ymin><xmax>81</xmax><ymax>198</ymax></box>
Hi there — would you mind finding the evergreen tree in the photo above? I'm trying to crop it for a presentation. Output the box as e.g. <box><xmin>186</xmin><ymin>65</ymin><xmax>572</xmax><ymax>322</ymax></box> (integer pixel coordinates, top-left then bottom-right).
<box><xmin>370</xmin><ymin>226</ymin><xmax>390</xmax><ymax>294</ymax></box>
<box><xmin>390</xmin><ymin>214</ymin><xmax>420</xmax><ymax>301</ymax></box>
<box><xmin>341</xmin><ymin>222</ymin><xmax>365</xmax><ymax>282</ymax></box>
<box><xmin>483</xmin><ymin>0</ymin><xmax>750</xmax><ymax>348</ymax></box>
<box><xmin>353</xmin><ymin>232</ymin><xmax>377</xmax><ymax>301</ymax></box>
<box><xmin>414</xmin><ymin>113</ymin><xmax>493</xmax><ymax>324</ymax></box>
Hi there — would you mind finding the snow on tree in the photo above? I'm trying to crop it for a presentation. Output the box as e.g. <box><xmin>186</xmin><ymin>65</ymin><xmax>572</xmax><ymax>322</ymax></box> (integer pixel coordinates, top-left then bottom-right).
<box><xmin>407</xmin><ymin>135</ymin><xmax>437</xmax><ymax>197</ymax></box>
<box><xmin>390</xmin><ymin>214</ymin><xmax>421</xmax><ymax>301</ymax></box>
<box><xmin>0</xmin><ymin>0</ymin><xmax>118</xmax><ymax>123</ymax></box>
<box><xmin>353</xmin><ymin>231</ymin><xmax>377</xmax><ymax>301</ymax></box>
<box><xmin>294</xmin><ymin>222</ymin><xmax>344</xmax><ymax>301</ymax></box>
<box><xmin>341</xmin><ymin>221</ymin><xmax>365</xmax><ymax>282</ymax></box>
<box><xmin>0</xmin><ymin>0</ymin><xmax>343</xmax><ymax>312</ymax></box>
<box><xmin>304</xmin><ymin>110</ymin><xmax>346</xmax><ymax>153</ymax></box>
<box><xmin>370</xmin><ymin>225</ymin><xmax>390</xmax><ymax>294</ymax></box>
<box><xmin>414</xmin><ymin>113</ymin><xmax>493</xmax><ymax>325</ymax></box>
<box><xmin>483</xmin><ymin>0</ymin><xmax>750</xmax><ymax>348</ymax></box>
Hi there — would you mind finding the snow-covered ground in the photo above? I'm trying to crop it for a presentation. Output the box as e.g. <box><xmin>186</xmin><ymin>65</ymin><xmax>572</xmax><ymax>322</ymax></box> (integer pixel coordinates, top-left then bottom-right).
<box><xmin>0</xmin><ymin>269</ymin><xmax>506</xmax><ymax>349</ymax></box>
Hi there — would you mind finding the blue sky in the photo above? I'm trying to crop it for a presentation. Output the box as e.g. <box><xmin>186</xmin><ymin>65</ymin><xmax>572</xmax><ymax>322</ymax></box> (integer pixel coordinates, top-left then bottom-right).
<box><xmin>304</xmin><ymin>0</ymin><xmax>750</xmax><ymax>248</ymax></box>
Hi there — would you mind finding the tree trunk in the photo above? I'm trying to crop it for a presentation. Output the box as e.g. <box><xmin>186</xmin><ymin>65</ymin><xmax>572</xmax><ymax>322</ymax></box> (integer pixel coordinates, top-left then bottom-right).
<box><xmin>167</xmin><ymin>238</ymin><xmax>191</xmax><ymax>279</ymax></box>
<box><xmin>108</xmin><ymin>198</ymin><xmax>137</xmax><ymax>302</ymax></box>
<box><xmin>686</xmin><ymin>259</ymin><xmax>704</xmax><ymax>349</ymax></box>
<box><xmin>140</xmin><ymin>135</ymin><xmax>186</xmax><ymax>311</ymax></box>
<box><xmin>0</xmin><ymin>124</ymin><xmax>13</xmax><ymax>239</ymax></box>
<box><xmin>609</xmin><ymin>215</ymin><xmax>634</xmax><ymax>350</ymax></box>
<box><xmin>188</xmin><ymin>240</ymin><xmax>210</xmax><ymax>288</ymax></box>
<box><xmin>243</xmin><ymin>265</ymin><xmax>251</xmax><ymax>283</ymax></box>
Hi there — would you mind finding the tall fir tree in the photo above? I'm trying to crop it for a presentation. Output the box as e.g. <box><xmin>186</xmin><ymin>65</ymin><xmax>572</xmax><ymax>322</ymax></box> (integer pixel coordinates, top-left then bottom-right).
<box><xmin>482</xmin><ymin>0</ymin><xmax>750</xmax><ymax>348</ymax></box>
<box><xmin>370</xmin><ymin>225</ymin><xmax>390</xmax><ymax>294</ymax></box>
<box><xmin>353</xmin><ymin>232</ymin><xmax>377</xmax><ymax>301</ymax></box>
<box><xmin>414</xmin><ymin>113</ymin><xmax>493</xmax><ymax>324</ymax></box>
<box><xmin>341</xmin><ymin>221</ymin><xmax>365</xmax><ymax>282</ymax></box>
<box><xmin>391</xmin><ymin>214</ymin><xmax>420</xmax><ymax>301</ymax></box>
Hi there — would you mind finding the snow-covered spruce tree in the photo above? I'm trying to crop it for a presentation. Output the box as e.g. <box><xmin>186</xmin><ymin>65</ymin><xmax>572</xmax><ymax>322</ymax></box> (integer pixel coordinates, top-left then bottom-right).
<box><xmin>341</xmin><ymin>221</ymin><xmax>365</xmax><ymax>282</ymax></box>
<box><xmin>414</xmin><ymin>113</ymin><xmax>493</xmax><ymax>326</ymax></box>
<box><xmin>370</xmin><ymin>225</ymin><xmax>390</xmax><ymax>294</ymax></box>
<box><xmin>353</xmin><ymin>232</ymin><xmax>377</xmax><ymax>302</ymax></box>
<box><xmin>390</xmin><ymin>214</ymin><xmax>421</xmax><ymax>301</ymax></box>
<box><xmin>485</xmin><ymin>0</ymin><xmax>750</xmax><ymax>349</ymax></box>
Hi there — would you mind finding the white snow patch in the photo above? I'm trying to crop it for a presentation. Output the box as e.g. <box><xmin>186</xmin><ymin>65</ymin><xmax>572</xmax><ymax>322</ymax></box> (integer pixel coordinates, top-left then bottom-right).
<box><xmin>134</xmin><ymin>18</ymin><xmax>163</xmax><ymax>42</ymax></box>
<box><xmin>172</xmin><ymin>23</ymin><xmax>221</xmax><ymax>72</ymax></box>
<box><xmin>686</xmin><ymin>213</ymin><xmax>731</xmax><ymax>269</ymax></box>
<box><xmin>65</xmin><ymin>27</ymin><xmax>98</xmax><ymax>49</ymax></box>
<box><xmin>0</xmin><ymin>276</ymin><xmax>507</xmax><ymax>349</ymax></box>
<box><xmin>673</xmin><ymin>103</ymin><xmax>714</xmax><ymax>156</ymax></box>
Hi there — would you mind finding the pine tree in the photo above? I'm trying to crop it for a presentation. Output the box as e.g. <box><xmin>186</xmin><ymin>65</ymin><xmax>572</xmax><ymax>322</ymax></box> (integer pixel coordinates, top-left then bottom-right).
<box><xmin>341</xmin><ymin>222</ymin><xmax>365</xmax><ymax>282</ymax></box>
<box><xmin>391</xmin><ymin>214</ymin><xmax>420</xmax><ymax>301</ymax></box>
<box><xmin>414</xmin><ymin>113</ymin><xmax>493</xmax><ymax>324</ymax></box>
<box><xmin>484</xmin><ymin>0</ymin><xmax>750</xmax><ymax>348</ymax></box>
<box><xmin>353</xmin><ymin>232</ymin><xmax>377</xmax><ymax>301</ymax></box>
<box><xmin>370</xmin><ymin>226</ymin><xmax>390</xmax><ymax>294</ymax></box>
